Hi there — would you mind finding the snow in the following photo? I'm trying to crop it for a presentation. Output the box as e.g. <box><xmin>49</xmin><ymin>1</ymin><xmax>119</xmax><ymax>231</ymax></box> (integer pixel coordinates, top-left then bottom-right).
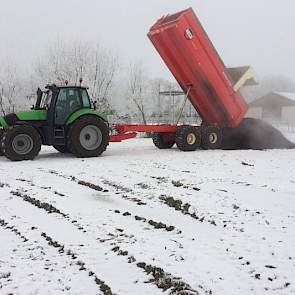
<box><xmin>0</xmin><ymin>138</ymin><xmax>295</xmax><ymax>295</ymax></box>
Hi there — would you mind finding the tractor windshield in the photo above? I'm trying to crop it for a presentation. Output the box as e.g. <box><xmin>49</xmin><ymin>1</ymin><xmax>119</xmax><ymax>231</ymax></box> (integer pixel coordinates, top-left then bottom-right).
<box><xmin>40</xmin><ymin>91</ymin><xmax>53</xmax><ymax>109</ymax></box>
<box><xmin>81</xmin><ymin>89</ymin><xmax>91</xmax><ymax>108</ymax></box>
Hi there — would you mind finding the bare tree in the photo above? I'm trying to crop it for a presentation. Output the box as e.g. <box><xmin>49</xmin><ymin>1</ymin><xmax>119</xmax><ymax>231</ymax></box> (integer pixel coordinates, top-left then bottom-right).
<box><xmin>0</xmin><ymin>63</ymin><xmax>20</xmax><ymax>115</ymax></box>
<box><xmin>88</xmin><ymin>46</ymin><xmax>118</xmax><ymax>112</ymax></box>
<box><xmin>33</xmin><ymin>40</ymin><xmax>118</xmax><ymax>113</ymax></box>
<box><xmin>126</xmin><ymin>62</ymin><xmax>148</xmax><ymax>124</ymax></box>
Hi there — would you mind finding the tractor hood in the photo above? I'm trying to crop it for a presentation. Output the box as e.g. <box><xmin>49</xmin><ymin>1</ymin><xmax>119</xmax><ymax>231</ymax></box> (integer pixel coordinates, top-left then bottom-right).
<box><xmin>16</xmin><ymin>110</ymin><xmax>48</xmax><ymax>121</ymax></box>
<box><xmin>0</xmin><ymin>110</ymin><xmax>47</xmax><ymax>130</ymax></box>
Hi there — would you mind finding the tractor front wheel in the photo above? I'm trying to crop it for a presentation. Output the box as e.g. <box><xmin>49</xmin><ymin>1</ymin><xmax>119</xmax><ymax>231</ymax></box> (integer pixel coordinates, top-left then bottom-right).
<box><xmin>67</xmin><ymin>116</ymin><xmax>109</xmax><ymax>158</ymax></box>
<box><xmin>175</xmin><ymin>125</ymin><xmax>201</xmax><ymax>151</ymax></box>
<box><xmin>152</xmin><ymin>132</ymin><xmax>175</xmax><ymax>149</ymax></box>
<box><xmin>1</xmin><ymin>125</ymin><xmax>41</xmax><ymax>161</ymax></box>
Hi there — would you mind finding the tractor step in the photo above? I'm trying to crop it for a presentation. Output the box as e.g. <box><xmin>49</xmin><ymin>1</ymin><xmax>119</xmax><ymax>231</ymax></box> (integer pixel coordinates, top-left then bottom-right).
<box><xmin>53</xmin><ymin>127</ymin><xmax>66</xmax><ymax>145</ymax></box>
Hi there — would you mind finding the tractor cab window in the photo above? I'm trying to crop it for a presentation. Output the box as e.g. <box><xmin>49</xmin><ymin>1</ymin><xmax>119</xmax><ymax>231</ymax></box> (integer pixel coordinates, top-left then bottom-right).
<box><xmin>40</xmin><ymin>91</ymin><xmax>52</xmax><ymax>109</ymax></box>
<box><xmin>55</xmin><ymin>88</ymin><xmax>82</xmax><ymax>125</ymax></box>
<box><xmin>81</xmin><ymin>89</ymin><xmax>91</xmax><ymax>108</ymax></box>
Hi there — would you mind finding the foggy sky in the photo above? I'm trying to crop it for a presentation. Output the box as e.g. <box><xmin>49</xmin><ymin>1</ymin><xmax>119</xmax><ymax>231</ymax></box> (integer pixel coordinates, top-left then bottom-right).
<box><xmin>0</xmin><ymin>0</ymin><xmax>295</xmax><ymax>81</ymax></box>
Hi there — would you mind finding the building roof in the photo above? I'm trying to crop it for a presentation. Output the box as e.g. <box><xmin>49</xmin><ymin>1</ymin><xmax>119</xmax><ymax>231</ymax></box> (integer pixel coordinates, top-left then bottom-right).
<box><xmin>249</xmin><ymin>92</ymin><xmax>295</xmax><ymax>107</ymax></box>
<box><xmin>274</xmin><ymin>92</ymin><xmax>295</xmax><ymax>102</ymax></box>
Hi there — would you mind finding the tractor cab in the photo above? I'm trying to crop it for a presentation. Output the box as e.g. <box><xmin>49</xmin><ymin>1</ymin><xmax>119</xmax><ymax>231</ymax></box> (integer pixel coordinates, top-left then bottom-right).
<box><xmin>35</xmin><ymin>84</ymin><xmax>93</xmax><ymax>121</ymax></box>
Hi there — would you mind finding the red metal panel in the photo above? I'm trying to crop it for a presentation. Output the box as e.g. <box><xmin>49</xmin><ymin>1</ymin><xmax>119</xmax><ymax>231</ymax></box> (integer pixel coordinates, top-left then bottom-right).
<box><xmin>115</xmin><ymin>124</ymin><xmax>178</xmax><ymax>133</ymax></box>
<box><xmin>148</xmin><ymin>8</ymin><xmax>248</xmax><ymax>128</ymax></box>
<box><xmin>110</xmin><ymin>125</ymin><xmax>177</xmax><ymax>143</ymax></box>
<box><xmin>110</xmin><ymin>133</ymin><xmax>137</xmax><ymax>142</ymax></box>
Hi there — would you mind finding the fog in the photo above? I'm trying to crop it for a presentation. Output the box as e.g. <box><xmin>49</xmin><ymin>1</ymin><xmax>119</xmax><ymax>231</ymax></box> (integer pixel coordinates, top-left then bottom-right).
<box><xmin>0</xmin><ymin>0</ymin><xmax>295</xmax><ymax>80</ymax></box>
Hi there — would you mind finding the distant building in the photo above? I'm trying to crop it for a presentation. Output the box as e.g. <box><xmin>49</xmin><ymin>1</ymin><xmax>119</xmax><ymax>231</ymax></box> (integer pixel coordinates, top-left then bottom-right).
<box><xmin>246</xmin><ymin>92</ymin><xmax>295</xmax><ymax>123</ymax></box>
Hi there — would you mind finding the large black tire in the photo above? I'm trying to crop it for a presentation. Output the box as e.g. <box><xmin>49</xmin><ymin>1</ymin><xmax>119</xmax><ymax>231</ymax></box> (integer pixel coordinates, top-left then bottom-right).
<box><xmin>53</xmin><ymin>145</ymin><xmax>69</xmax><ymax>153</ymax></box>
<box><xmin>152</xmin><ymin>132</ymin><xmax>175</xmax><ymax>149</ymax></box>
<box><xmin>67</xmin><ymin>116</ymin><xmax>109</xmax><ymax>158</ymax></box>
<box><xmin>175</xmin><ymin>125</ymin><xmax>201</xmax><ymax>151</ymax></box>
<box><xmin>201</xmin><ymin>126</ymin><xmax>222</xmax><ymax>150</ymax></box>
<box><xmin>1</xmin><ymin>125</ymin><xmax>41</xmax><ymax>161</ymax></box>
<box><xmin>0</xmin><ymin>129</ymin><xmax>4</xmax><ymax>156</ymax></box>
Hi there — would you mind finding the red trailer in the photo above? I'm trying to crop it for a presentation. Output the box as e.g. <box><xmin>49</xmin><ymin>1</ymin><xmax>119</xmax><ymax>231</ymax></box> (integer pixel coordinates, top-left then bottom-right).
<box><xmin>111</xmin><ymin>8</ymin><xmax>255</xmax><ymax>151</ymax></box>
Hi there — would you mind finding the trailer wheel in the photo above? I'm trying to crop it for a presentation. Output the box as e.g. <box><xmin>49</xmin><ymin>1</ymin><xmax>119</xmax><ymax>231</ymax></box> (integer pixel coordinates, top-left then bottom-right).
<box><xmin>201</xmin><ymin>127</ymin><xmax>222</xmax><ymax>150</ymax></box>
<box><xmin>175</xmin><ymin>125</ymin><xmax>201</xmax><ymax>151</ymax></box>
<box><xmin>53</xmin><ymin>145</ymin><xmax>69</xmax><ymax>153</ymax></box>
<box><xmin>67</xmin><ymin>115</ymin><xmax>109</xmax><ymax>158</ymax></box>
<box><xmin>0</xmin><ymin>129</ymin><xmax>4</xmax><ymax>156</ymax></box>
<box><xmin>1</xmin><ymin>125</ymin><xmax>41</xmax><ymax>161</ymax></box>
<box><xmin>152</xmin><ymin>132</ymin><xmax>175</xmax><ymax>149</ymax></box>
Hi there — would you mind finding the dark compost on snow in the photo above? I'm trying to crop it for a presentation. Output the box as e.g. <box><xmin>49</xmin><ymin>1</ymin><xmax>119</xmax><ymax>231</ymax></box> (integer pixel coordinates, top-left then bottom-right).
<box><xmin>221</xmin><ymin>118</ymin><xmax>295</xmax><ymax>150</ymax></box>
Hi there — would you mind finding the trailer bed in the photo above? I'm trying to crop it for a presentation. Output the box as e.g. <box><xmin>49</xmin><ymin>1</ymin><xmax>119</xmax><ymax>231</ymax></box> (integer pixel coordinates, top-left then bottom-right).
<box><xmin>148</xmin><ymin>8</ymin><xmax>248</xmax><ymax>128</ymax></box>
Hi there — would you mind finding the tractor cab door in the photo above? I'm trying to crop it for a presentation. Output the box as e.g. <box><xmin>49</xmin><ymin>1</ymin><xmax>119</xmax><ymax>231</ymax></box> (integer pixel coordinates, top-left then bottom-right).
<box><xmin>51</xmin><ymin>87</ymin><xmax>91</xmax><ymax>146</ymax></box>
<box><xmin>55</xmin><ymin>88</ymin><xmax>82</xmax><ymax>125</ymax></box>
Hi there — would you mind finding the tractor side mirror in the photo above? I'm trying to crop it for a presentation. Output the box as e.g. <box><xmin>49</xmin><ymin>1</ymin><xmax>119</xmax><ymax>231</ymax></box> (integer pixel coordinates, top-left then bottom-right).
<box><xmin>93</xmin><ymin>100</ymin><xmax>97</xmax><ymax>110</ymax></box>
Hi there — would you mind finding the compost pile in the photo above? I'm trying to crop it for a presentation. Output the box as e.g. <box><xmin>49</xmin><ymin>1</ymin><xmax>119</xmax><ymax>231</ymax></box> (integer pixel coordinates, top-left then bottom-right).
<box><xmin>222</xmin><ymin>118</ymin><xmax>295</xmax><ymax>150</ymax></box>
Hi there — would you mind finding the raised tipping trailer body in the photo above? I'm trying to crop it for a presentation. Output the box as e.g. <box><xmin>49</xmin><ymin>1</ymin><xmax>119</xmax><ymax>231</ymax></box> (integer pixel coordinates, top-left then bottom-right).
<box><xmin>147</xmin><ymin>8</ymin><xmax>248</xmax><ymax>128</ymax></box>
<box><xmin>112</xmin><ymin>8</ymin><xmax>253</xmax><ymax>151</ymax></box>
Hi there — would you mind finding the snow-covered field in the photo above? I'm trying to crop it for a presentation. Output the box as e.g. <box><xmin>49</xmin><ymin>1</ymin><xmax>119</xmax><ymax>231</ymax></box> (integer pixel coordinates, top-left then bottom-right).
<box><xmin>0</xmin><ymin>138</ymin><xmax>295</xmax><ymax>295</ymax></box>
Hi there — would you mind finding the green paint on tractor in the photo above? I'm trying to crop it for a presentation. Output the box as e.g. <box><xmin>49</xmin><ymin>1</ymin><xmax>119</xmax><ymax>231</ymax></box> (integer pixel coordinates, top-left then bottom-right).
<box><xmin>66</xmin><ymin>109</ymin><xmax>108</xmax><ymax>125</ymax></box>
<box><xmin>17</xmin><ymin>110</ymin><xmax>48</xmax><ymax>121</ymax></box>
<box><xmin>0</xmin><ymin>117</ymin><xmax>9</xmax><ymax>129</ymax></box>
<box><xmin>0</xmin><ymin>110</ymin><xmax>48</xmax><ymax>130</ymax></box>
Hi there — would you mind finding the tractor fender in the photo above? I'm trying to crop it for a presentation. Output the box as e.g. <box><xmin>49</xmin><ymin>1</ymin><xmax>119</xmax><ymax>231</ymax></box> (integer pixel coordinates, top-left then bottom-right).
<box><xmin>66</xmin><ymin>109</ymin><xmax>108</xmax><ymax>126</ymax></box>
<box><xmin>0</xmin><ymin>116</ymin><xmax>10</xmax><ymax>130</ymax></box>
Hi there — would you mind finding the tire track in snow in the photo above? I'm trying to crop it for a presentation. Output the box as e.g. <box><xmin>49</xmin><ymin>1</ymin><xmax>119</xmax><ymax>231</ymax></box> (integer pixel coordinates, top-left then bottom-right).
<box><xmin>0</xmin><ymin>218</ymin><xmax>29</xmax><ymax>242</ymax></box>
<box><xmin>101</xmin><ymin>169</ymin><xmax>276</xmax><ymax>235</ymax></box>
<box><xmin>110</xmin><ymin>245</ymin><xmax>199</xmax><ymax>295</ymax></box>
<box><xmin>0</xmin><ymin>218</ymin><xmax>100</xmax><ymax>295</ymax></box>
<box><xmin>39</xmin><ymin>169</ymin><xmax>179</xmax><ymax>232</ymax></box>
<box><xmin>40</xmin><ymin>232</ymin><xmax>114</xmax><ymax>295</ymax></box>
<box><xmin>1</xmin><ymin>190</ymin><xmax>163</xmax><ymax>295</ymax></box>
<box><xmin>70</xmin><ymin>172</ymin><xmax>295</xmax><ymax>293</ymax></box>
<box><xmin>32</xmin><ymin>170</ymin><xmax>232</xmax><ymax>294</ymax></box>
<box><xmin>3</xmin><ymin>183</ymin><xmax>200</xmax><ymax>294</ymax></box>
<box><xmin>1</xmin><ymin>197</ymin><xmax>114</xmax><ymax>294</ymax></box>
<box><xmin>28</xmin><ymin>168</ymin><xmax>293</xmax><ymax>294</ymax></box>
<box><xmin>99</xmin><ymin>177</ymin><xmax>295</xmax><ymax>291</ymax></box>
<box><xmin>15</xmin><ymin>175</ymin><xmax>256</xmax><ymax>233</ymax></box>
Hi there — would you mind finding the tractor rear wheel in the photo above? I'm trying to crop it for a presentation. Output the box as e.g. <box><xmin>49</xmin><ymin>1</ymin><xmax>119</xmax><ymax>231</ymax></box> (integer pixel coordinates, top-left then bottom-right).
<box><xmin>201</xmin><ymin>126</ymin><xmax>222</xmax><ymax>150</ymax></box>
<box><xmin>152</xmin><ymin>132</ymin><xmax>175</xmax><ymax>149</ymax></box>
<box><xmin>175</xmin><ymin>125</ymin><xmax>201</xmax><ymax>151</ymax></box>
<box><xmin>53</xmin><ymin>145</ymin><xmax>69</xmax><ymax>153</ymax></box>
<box><xmin>0</xmin><ymin>129</ymin><xmax>4</xmax><ymax>156</ymax></box>
<box><xmin>1</xmin><ymin>125</ymin><xmax>41</xmax><ymax>161</ymax></box>
<box><xmin>67</xmin><ymin>116</ymin><xmax>109</xmax><ymax>158</ymax></box>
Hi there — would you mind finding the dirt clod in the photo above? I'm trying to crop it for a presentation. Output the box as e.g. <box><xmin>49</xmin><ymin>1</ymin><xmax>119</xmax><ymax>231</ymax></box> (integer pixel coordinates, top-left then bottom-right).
<box><xmin>77</xmin><ymin>180</ymin><xmax>104</xmax><ymax>192</ymax></box>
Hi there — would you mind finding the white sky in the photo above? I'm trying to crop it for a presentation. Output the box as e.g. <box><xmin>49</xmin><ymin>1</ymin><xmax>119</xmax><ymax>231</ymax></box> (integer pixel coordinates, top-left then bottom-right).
<box><xmin>0</xmin><ymin>0</ymin><xmax>294</xmax><ymax>81</ymax></box>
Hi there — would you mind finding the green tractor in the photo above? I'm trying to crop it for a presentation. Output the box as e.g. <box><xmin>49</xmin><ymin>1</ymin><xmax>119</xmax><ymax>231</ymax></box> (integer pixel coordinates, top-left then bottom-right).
<box><xmin>0</xmin><ymin>84</ymin><xmax>110</xmax><ymax>161</ymax></box>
